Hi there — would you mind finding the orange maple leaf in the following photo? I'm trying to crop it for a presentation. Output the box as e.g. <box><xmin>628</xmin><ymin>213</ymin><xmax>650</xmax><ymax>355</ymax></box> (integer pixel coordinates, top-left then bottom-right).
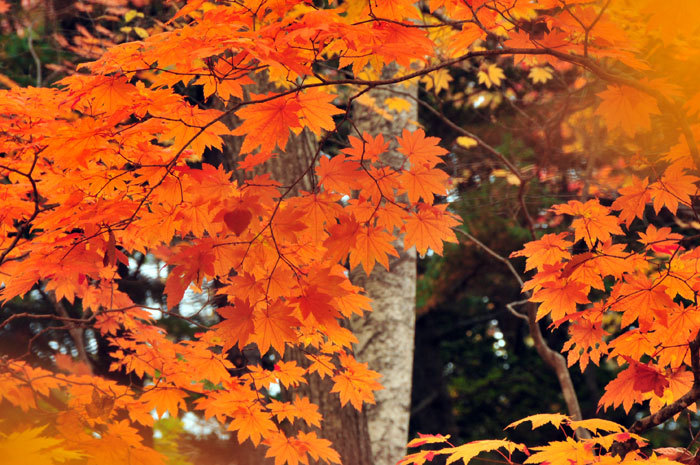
<box><xmin>349</xmin><ymin>225</ymin><xmax>399</xmax><ymax>274</ymax></box>
<box><xmin>612</xmin><ymin>274</ymin><xmax>674</xmax><ymax>331</ymax></box>
<box><xmin>399</xmin><ymin>164</ymin><xmax>450</xmax><ymax>204</ymax></box>
<box><xmin>331</xmin><ymin>353</ymin><xmax>382</xmax><ymax>410</ymax></box>
<box><xmin>650</xmin><ymin>162</ymin><xmax>699</xmax><ymax>215</ymax></box>
<box><xmin>553</xmin><ymin>200</ymin><xmax>623</xmax><ymax>249</ymax></box>
<box><xmin>511</xmin><ymin>232</ymin><xmax>573</xmax><ymax>271</ymax></box>
<box><xmin>229</xmin><ymin>404</ymin><xmax>277</xmax><ymax>446</ymax></box>
<box><xmin>140</xmin><ymin>386</ymin><xmax>188</xmax><ymax>418</ymax></box>
<box><xmin>317</xmin><ymin>155</ymin><xmax>362</xmax><ymax>194</ymax></box>
<box><xmin>397</xmin><ymin>128</ymin><xmax>448</xmax><ymax>167</ymax></box>
<box><xmin>595</xmin><ymin>84</ymin><xmax>660</xmax><ymax>137</ymax></box>
<box><xmin>252</xmin><ymin>300</ymin><xmax>300</xmax><ymax>355</ymax></box>
<box><xmin>530</xmin><ymin>279</ymin><xmax>590</xmax><ymax>322</ymax></box>
<box><xmin>214</xmin><ymin>299</ymin><xmax>255</xmax><ymax>352</ymax></box>
<box><xmin>232</xmin><ymin>93</ymin><xmax>301</xmax><ymax>154</ymax></box>
<box><xmin>611</xmin><ymin>177</ymin><xmax>650</xmax><ymax>227</ymax></box>
<box><xmin>404</xmin><ymin>204</ymin><xmax>459</xmax><ymax>255</ymax></box>
<box><xmin>294</xmin><ymin>89</ymin><xmax>344</xmax><ymax>135</ymax></box>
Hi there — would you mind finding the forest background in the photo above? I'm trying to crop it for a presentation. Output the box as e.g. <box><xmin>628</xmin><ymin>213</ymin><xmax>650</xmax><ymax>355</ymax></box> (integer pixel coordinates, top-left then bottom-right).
<box><xmin>2</xmin><ymin>1</ymin><xmax>700</xmax><ymax>465</ymax></box>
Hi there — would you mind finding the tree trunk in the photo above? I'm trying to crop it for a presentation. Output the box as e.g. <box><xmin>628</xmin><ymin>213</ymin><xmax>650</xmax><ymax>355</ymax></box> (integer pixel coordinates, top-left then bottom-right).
<box><xmin>350</xmin><ymin>77</ymin><xmax>419</xmax><ymax>465</ymax></box>
<box><xmin>216</xmin><ymin>80</ymin><xmax>373</xmax><ymax>465</ymax></box>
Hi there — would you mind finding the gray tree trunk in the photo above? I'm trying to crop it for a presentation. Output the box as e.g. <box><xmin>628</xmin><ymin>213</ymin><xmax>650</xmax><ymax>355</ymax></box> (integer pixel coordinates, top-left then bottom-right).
<box><xmin>350</xmin><ymin>78</ymin><xmax>418</xmax><ymax>465</ymax></box>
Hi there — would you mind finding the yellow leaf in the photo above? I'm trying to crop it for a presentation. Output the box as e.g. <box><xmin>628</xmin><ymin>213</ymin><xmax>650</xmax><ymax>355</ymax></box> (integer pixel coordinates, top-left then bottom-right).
<box><xmin>438</xmin><ymin>439</ymin><xmax>521</xmax><ymax>465</ymax></box>
<box><xmin>568</xmin><ymin>418</ymin><xmax>625</xmax><ymax>434</ymax></box>
<box><xmin>384</xmin><ymin>97</ymin><xmax>413</xmax><ymax>113</ymax></box>
<box><xmin>477</xmin><ymin>64</ymin><xmax>505</xmax><ymax>88</ymax></box>
<box><xmin>528</xmin><ymin>67</ymin><xmax>553</xmax><ymax>84</ymax></box>
<box><xmin>0</xmin><ymin>426</ymin><xmax>83</xmax><ymax>465</ymax></box>
<box><xmin>456</xmin><ymin>136</ymin><xmax>477</xmax><ymax>149</ymax></box>
<box><xmin>124</xmin><ymin>10</ymin><xmax>143</xmax><ymax>22</ymax></box>
<box><xmin>507</xmin><ymin>413</ymin><xmax>570</xmax><ymax>430</ymax></box>
<box><xmin>421</xmin><ymin>68</ymin><xmax>453</xmax><ymax>93</ymax></box>
<box><xmin>525</xmin><ymin>438</ymin><xmax>594</xmax><ymax>464</ymax></box>
<box><xmin>133</xmin><ymin>27</ymin><xmax>149</xmax><ymax>39</ymax></box>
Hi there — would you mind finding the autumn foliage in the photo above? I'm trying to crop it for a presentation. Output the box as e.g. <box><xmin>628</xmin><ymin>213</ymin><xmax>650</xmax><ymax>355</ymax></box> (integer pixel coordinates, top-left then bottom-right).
<box><xmin>2</xmin><ymin>0</ymin><xmax>700</xmax><ymax>464</ymax></box>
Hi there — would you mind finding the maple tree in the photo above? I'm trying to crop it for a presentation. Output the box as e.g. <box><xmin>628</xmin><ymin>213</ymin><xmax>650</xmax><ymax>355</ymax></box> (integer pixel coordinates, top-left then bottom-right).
<box><xmin>401</xmin><ymin>1</ymin><xmax>700</xmax><ymax>464</ymax></box>
<box><xmin>3</xmin><ymin>0</ymin><xmax>700</xmax><ymax>465</ymax></box>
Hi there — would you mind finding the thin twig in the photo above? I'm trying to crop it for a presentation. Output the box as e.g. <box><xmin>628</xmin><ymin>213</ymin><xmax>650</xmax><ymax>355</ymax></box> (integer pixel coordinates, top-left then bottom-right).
<box><xmin>26</xmin><ymin>24</ymin><xmax>42</xmax><ymax>87</ymax></box>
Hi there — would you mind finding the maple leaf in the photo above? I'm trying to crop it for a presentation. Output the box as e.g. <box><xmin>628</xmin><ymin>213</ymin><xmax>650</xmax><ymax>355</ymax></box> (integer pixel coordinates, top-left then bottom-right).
<box><xmin>477</xmin><ymin>64</ymin><xmax>506</xmax><ymax>88</ymax></box>
<box><xmin>316</xmin><ymin>155</ymin><xmax>362</xmax><ymax>194</ymax></box>
<box><xmin>232</xmin><ymin>93</ymin><xmax>301</xmax><ymax>154</ymax></box>
<box><xmin>238</xmin><ymin>151</ymin><xmax>277</xmax><ymax>171</ymax></box>
<box><xmin>562</xmin><ymin>313</ymin><xmax>608</xmax><ymax>370</ymax></box>
<box><xmin>160</xmin><ymin>103</ymin><xmax>229</xmax><ymax>157</ymax></box>
<box><xmin>323</xmin><ymin>214</ymin><xmax>360</xmax><ymax>263</ymax></box>
<box><xmin>421</xmin><ymin>68</ymin><xmax>453</xmax><ymax>94</ymax></box>
<box><xmin>638</xmin><ymin>224</ymin><xmax>683</xmax><ymax>251</ymax></box>
<box><xmin>140</xmin><ymin>386</ymin><xmax>188</xmax><ymax>418</ymax></box>
<box><xmin>273</xmin><ymin>361</ymin><xmax>307</xmax><ymax>388</ymax></box>
<box><xmin>623</xmin><ymin>356</ymin><xmax>669</xmax><ymax>397</ymax></box>
<box><xmin>568</xmin><ymin>418</ymin><xmax>625</xmax><ymax>434</ymax></box>
<box><xmin>612</xmin><ymin>274</ymin><xmax>674</xmax><ymax>331</ymax></box>
<box><xmin>447</xmin><ymin>23</ymin><xmax>485</xmax><ymax>55</ymax></box>
<box><xmin>611</xmin><ymin>177</ymin><xmax>650</xmax><ymax>227</ymax></box>
<box><xmin>530</xmin><ymin>279</ymin><xmax>589</xmax><ymax>322</ymax></box>
<box><xmin>399</xmin><ymin>164</ymin><xmax>450</xmax><ymax>204</ymax></box>
<box><xmin>438</xmin><ymin>440</ymin><xmax>521</xmax><ymax>465</ymax></box>
<box><xmin>305</xmin><ymin>354</ymin><xmax>335</xmax><ymax>379</ymax></box>
<box><xmin>511</xmin><ymin>232</ymin><xmax>573</xmax><ymax>271</ymax></box>
<box><xmin>507</xmin><ymin>413</ymin><xmax>570</xmax><ymax>430</ymax></box>
<box><xmin>252</xmin><ymin>300</ymin><xmax>301</xmax><ymax>355</ymax></box>
<box><xmin>552</xmin><ymin>200</ymin><xmax>623</xmax><ymax>249</ymax></box>
<box><xmin>229</xmin><ymin>404</ymin><xmax>277</xmax><ymax>446</ymax></box>
<box><xmin>223</xmin><ymin>208</ymin><xmax>253</xmax><ymax>235</ymax></box>
<box><xmin>0</xmin><ymin>426</ymin><xmax>84</xmax><ymax>465</ymax></box>
<box><xmin>214</xmin><ymin>299</ymin><xmax>255</xmax><ymax>352</ymax></box>
<box><xmin>595</xmin><ymin>84</ymin><xmax>660</xmax><ymax>137</ymax></box>
<box><xmin>292</xmin><ymin>396</ymin><xmax>323</xmax><ymax>428</ymax></box>
<box><xmin>265</xmin><ymin>433</ymin><xmax>306</xmax><ymax>465</ymax></box>
<box><xmin>331</xmin><ymin>353</ymin><xmax>382</xmax><ymax>410</ymax></box>
<box><xmin>349</xmin><ymin>225</ymin><xmax>399</xmax><ymax>274</ymax></box>
<box><xmin>296</xmin><ymin>431</ymin><xmax>341</xmax><ymax>464</ymax></box>
<box><xmin>343</xmin><ymin>132</ymin><xmax>389</xmax><ymax>163</ymax></box>
<box><xmin>294</xmin><ymin>89</ymin><xmax>344</xmax><ymax>135</ymax></box>
<box><xmin>404</xmin><ymin>204</ymin><xmax>460</xmax><ymax>256</ymax></box>
<box><xmin>524</xmin><ymin>438</ymin><xmax>594</xmax><ymax>465</ymax></box>
<box><xmin>650</xmin><ymin>162</ymin><xmax>699</xmax><ymax>215</ymax></box>
<box><xmin>528</xmin><ymin>67</ymin><xmax>553</xmax><ymax>84</ymax></box>
<box><xmin>407</xmin><ymin>433</ymin><xmax>451</xmax><ymax>448</ymax></box>
<box><xmin>397</xmin><ymin>128</ymin><xmax>448</xmax><ymax>167</ymax></box>
<box><xmin>198</xmin><ymin>58</ymin><xmax>254</xmax><ymax>101</ymax></box>
<box><xmin>599</xmin><ymin>365</ymin><xmax>647</xmax><ymax>413</ymax></box>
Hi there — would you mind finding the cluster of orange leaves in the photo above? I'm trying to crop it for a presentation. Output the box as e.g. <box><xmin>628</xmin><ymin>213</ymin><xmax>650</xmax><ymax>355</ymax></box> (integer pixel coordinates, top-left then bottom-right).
<box><xmin>0</xmin><ymin>0</ymin><xmax>464</xmax><ymax>463</ymax></box>
<box><xmin>2</xmin><ymin>0</ymin><xmax>700</xmax><ymax>464</ymax></box>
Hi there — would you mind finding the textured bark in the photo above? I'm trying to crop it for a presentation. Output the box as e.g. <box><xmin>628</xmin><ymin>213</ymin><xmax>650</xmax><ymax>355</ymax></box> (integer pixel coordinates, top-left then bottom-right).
<box><xmin>216</xmin><ymin>78</ymin><xmax>373</xmax><ymax>465</ymax></box>
<box><xmin>350</xmin><ymin>77</ymin><xmax>418</xmax><ymax>465</ymax></box>
<box><xmin>261</xmin><ymin>128</ymin><xmax>373</xmax><ymax>465</ymax></box>
<box><xmin>287</xmin><ymin>348</ymin><xmax>373</xmax><ymax>465</ymax></box>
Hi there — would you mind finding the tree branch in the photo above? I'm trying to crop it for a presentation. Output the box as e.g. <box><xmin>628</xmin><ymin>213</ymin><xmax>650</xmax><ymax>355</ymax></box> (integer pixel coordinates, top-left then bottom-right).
<box><xmin>456</xmin><ymin>230</ymin><xmax>589</xmax><ymax>438</ymax></box>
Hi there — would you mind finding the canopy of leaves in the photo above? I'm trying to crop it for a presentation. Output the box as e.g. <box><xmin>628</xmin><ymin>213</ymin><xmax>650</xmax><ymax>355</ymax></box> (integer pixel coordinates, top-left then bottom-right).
<box><xmin>3</xmin><ymin>0</ymin><xmax>700</xmax><ymax>464</ymax></box>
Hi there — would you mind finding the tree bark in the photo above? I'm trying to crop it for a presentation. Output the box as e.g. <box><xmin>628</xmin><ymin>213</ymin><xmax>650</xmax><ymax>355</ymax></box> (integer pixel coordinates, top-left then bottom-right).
<box><xmin>216</xmin><ymin>78</ymin><xmax>373</xmax><ymax>465</ymax></box>
<box><xmin>350</xmin><ymin>76</ymin><xmax>418</xmax><ymax>465</ymax></box>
